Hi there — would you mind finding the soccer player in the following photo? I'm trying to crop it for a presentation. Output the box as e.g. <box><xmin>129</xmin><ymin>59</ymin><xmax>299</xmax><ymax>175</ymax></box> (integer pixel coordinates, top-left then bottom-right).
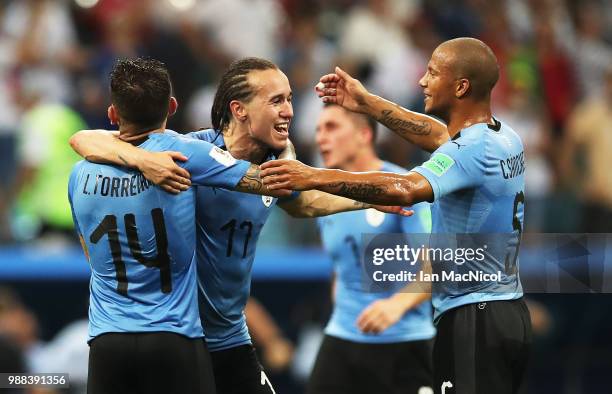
<box><xmin>68</xmin><ymin>58</ymin><xmax>292</xmax><ymax>394</ymax></box>
<box><xmin>69</xmin><ymin>57</ymin><xmax>408</xmax><ymax>394</ymax></box>
<box><xmin>307</xmin><ymin>103</ymin><xmax>436</xmax><ymax>394</ymax></box>
<box><xmin>260</xmin><ymin>38</ymin><xmax>532</xmax><ymax>394</ymax></box>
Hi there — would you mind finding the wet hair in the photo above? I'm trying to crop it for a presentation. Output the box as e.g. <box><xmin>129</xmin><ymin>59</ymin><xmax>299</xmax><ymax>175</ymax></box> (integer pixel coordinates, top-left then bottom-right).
<box><xmin>110</xmin><ymin>58</ymin><xmax>172</xmax><ymax>130</ymax></box>
<box><xmin>211</xmin><ymin>57</ymin><xmax>278</xmax><ymax>132</ymax></box>
<box><xmin>323</xmin><ymin>102</ymin><xmax>378</xmax><ymax>143</ymax></box>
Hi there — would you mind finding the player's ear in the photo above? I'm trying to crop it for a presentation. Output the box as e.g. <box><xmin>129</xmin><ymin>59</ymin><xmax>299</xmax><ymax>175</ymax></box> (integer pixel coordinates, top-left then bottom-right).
<box><xmin>229</xmin><ymin>100</ymin><xmax>247</xmax><ymax>122</ymax></box>
<box><xmin>456</xmin><ymin>78</ymin><xmax>470</xmax><ymax>98</ymax></box>
<box><xmin>168</xmin><ymin>97</ymin><xmax>178</xmax><ymax>117</ymax></box>
<box><xmin>108</xmin><ymin>105</ymin><xmax>119</xmax><ymax>125</ymax></box>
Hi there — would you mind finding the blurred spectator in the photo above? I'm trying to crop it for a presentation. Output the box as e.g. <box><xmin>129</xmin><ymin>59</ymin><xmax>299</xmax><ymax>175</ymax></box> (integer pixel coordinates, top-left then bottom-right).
<box><xmin>0</xmin><ymin>287</ymin><xmax>45</xmax><ymax>373</ymax></box>
<box><xmin>0</xmin><ymin>2</ymin><xmax>19</xmax><ymax>242</ymax></box>
<box><xmin>337</xmin><ymin>0</ymin><xmax>409</xmax><ymax>67</ymax></box>
<box><xmin>11</xmin><ymin>102</ymin><xmax>86</xmax><ymax>242</ymax></box>
<box><xmin>533</xmin><ymin>17</ymin><xmax>577</xmax><ymax>134</ymax></box>
<box><xmin>570</xmin><ymin>0</ymin><xmax>612</xmax><ymax>99</ymax></box>
<box><xmin>2</xmin><ymin>0</ymin><xmax>82</xmax><ymax>104</ymax></box>
<box><xmin>561</xmin><ymin>66</ymin><xmax>612</xmax><ymax>233</ymax></box>
<box><xmin>246</xmin><ymin>297</ymin><xmax>294</xmax><ymax>373</ymax></box>
<box><xmin>282</xmin><ymin>9</ymin><xmax>337</xmax><ymax>162</ymax></box>
<box><xmin>496</xmin><ymin>77</ymin><xmax>554</xmax><ymax>232</ymax></box>
<box><xmin>186</xmin><ymin>0</ymin><xmax>287</xmax><ymax>63</ymax></box>
<box><xmin>35</xmin><ymin>319</ymin><xmax>89</xmax><ymax>394</ymax></box>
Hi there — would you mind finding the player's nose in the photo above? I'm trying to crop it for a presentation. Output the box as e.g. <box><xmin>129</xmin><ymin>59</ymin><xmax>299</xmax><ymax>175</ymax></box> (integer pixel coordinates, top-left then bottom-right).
<box><xmin>281</xmin><ymin>101</ymin><xmax>293</xmax><ymax>118</ymax></box>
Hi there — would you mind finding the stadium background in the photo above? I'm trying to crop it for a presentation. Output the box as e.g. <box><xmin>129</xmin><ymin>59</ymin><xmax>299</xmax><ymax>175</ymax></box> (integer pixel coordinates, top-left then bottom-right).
<box><xmin>0</xmin><ymin>0</ymin><xmax>611</xmax><ymax>392</ymax></box>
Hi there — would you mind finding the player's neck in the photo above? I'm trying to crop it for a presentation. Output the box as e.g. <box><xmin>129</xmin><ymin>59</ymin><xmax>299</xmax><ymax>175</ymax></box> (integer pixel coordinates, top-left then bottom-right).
<box><xmin>222</xmin><ymin>126</ymin><xmax>269</xmax><ymax>164</ymax></box>
<box><xmin>446</xmin><ymin>102</ymin><xmax>493</xmax><ymax>138</ymax></box>
<box><xmin>119</xmin><ymin>123</ymin><xmax>166</xmax><ymax>145</ymax></box>
<box><xmin>342</xmin><ymin>150</ymin><xmax>383</xmax><ymax>172</ymax></box>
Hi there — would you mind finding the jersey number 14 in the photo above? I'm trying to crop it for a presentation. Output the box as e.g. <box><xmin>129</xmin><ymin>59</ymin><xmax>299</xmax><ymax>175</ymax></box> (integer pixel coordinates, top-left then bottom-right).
<box><xmin>90</xmin><ymin>208</ymin><xmax>171</xmax><ymax>296</ymax></box>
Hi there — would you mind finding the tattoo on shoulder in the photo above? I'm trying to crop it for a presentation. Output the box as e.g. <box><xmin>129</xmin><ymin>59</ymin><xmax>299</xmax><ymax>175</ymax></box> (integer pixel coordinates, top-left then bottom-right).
<box><xmin>328</xmin><ymin>182</ymin><xmax>388</xmax><ymax>200</ymax></box>
<box><xmin>378</xmin><ymin>108</ymin><xmax>432</xmax><ymax>136</ymax></box>
<box><xmin>237</xmin><ymin>164</ymin><xmax>264</xmax><ymax>192</ymax></box>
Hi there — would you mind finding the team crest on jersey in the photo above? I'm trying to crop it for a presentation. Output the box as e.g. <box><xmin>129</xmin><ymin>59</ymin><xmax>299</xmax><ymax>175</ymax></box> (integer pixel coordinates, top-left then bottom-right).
<box><xmin>209</xmin><ymin>146</ymin><xmax>237</xmax><ymax>167</ymax></box>
<box><xmin>365</xmin><ymin>209</ymin><xmax>385</xmax><ymax>227</ymax></box>
<box><xmin>262</xmin><ymin>195</ymin><xmax>274</xmax><ymax>207</ymax></box>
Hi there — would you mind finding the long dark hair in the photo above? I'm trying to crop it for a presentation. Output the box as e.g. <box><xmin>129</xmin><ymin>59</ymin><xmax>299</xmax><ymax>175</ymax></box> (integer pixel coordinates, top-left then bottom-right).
<box><xmin>211</xmin><ymin>57</ymin><xmax>278</xmax><ymax>132</ymax></box>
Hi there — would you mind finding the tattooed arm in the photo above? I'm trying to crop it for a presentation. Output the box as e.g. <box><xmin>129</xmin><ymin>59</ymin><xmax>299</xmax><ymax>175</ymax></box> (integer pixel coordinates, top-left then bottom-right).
<box><xmin>234</xmin><ymin>164</ymin><xmax>292</xmax><ymax>198</ymax></box>
<box><xmin>368</xmin><ymin>97</ymin><xmax>449</xmax><ymax>152</ymax></box>
<box><xmin>277</xmin><ymin>190</ymin><xmax>370</xmax><ymax>218</ymax></box>
<box><xmin>260</xmin><ymin>160</ymin><xmax>433</xmax><ymax>206</ymax></box>
<box><xmin>316</xmin><ymin>67</ymin><xmax>449</xmax><ymax>152</ymax></box>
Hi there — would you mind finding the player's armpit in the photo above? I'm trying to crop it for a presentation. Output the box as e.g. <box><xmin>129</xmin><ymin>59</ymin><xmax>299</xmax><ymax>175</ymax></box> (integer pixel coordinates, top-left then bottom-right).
<box><xmin>235</xmin><ymin>164</ymin><xmax>292</xmax><ymax>198</ymax></box>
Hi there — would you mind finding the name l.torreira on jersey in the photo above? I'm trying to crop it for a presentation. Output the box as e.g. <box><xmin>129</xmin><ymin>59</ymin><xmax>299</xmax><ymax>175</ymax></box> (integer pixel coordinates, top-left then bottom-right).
<box><xmin>80</xmin><ymin>173</ymin><xmax>153</xmax><ymax>197</ymax></box>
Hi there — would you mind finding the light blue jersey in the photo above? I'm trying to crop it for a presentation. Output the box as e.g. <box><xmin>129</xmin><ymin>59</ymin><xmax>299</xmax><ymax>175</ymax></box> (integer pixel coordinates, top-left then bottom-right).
<box><xmin>188</xmin><ymin>129</ymin><xmax>279</xmax><ymax>351</ymax></box>
<box><xmin>318</xmin><ymin>161</ymin><xmax>436</xmax><ymax>343</ymax></box>
<box><xmin>412</xmin><ymin>119</ymin><xmax>525</xmax><ymax>321</ymax></box>
<box><xmin>68</xmin><ymin>131</ymin><xmax>250</xmax><ymax>341</ymax></box>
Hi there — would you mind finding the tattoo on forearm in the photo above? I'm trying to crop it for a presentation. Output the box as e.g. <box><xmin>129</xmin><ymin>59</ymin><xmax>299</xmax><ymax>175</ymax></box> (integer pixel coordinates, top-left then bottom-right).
<box><xmin>118</xmin><ymin>154</ymin><xmax>129</xmax><ymax>166</ymax></box>
<box><xmin>353</xmin><ymin>200</ymin><xmax>369</xmax><ymax>208</ymax></box>
<box><xmin>326</xmin><ymin>182</ymin><xmax>388</xmax><ymax>201</ymax></box>
<box><xmin>378</xmin><ymin>109</ymin><xmax>432</xmax><ymax>136</ymax></box>
<box><xmin>238</xmin><ymin>164</ymin><xmax>264</xmax><ymax>192</ymax></box>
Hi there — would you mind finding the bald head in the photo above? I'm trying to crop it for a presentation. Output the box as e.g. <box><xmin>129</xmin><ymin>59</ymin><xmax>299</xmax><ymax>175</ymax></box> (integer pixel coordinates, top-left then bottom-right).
<box><xmin>435</xmin><ymin>38</ymin><xmax>499</xmax><ymax>100</ymax></box>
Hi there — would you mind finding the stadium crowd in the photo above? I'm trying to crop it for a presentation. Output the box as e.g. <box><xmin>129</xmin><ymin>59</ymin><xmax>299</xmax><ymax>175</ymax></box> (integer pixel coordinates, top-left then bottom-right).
<box><xmin>0</xmin><ymin>0</ymin><xmax>610</xmax><ymax>244</ymax></box>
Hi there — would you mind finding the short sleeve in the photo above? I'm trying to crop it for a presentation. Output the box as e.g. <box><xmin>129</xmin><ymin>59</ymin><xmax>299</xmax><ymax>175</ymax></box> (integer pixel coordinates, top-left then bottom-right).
<box><xmin>177</xmin><ymin>138</ymin><xmax>251</xmax><ymax>189</ymax></box>
<box><xmin>412</xmin><ymin>139</ymin><xmax>486</xmax><ymax>201</ymax></box>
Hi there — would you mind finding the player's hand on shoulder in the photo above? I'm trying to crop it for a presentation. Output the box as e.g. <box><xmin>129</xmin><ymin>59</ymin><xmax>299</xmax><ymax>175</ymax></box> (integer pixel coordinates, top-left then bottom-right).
<box><xmin>356</xmin><ymin>298</ymin><xmax>405</xmax><ymax>334</ymax></box>
<box><xmin>136</xmin><ymin>150</ymin><xmax>191</xmax><ymax>194</ymax></box>
<box><xmin>315</xmin><ymin>66</ymin><xmax>371</xmax><ymax>114</ymax></box>
<box><xmin>260</xmin><ymin>159</ymin><xmax>319</xmax><ymax>191</ymax></box>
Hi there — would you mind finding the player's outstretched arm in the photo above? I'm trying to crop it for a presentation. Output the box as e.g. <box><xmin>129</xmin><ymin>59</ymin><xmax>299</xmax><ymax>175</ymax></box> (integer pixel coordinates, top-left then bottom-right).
<box><xmin>277</xmin><ymin>190</ymin><xmax>412</xmax><ymax>218</ymax></box>
<box><xmin>261</xmin><ymin>159</ymin><xmax>433</xmax><ymax>207</ymax></box>
<box><xmin>316</xmin><ymin>67</ymin><xmax>449</xmax><ymax>152</ymax></box>
<box><xmin>69</xmin><ymin>129</ymin><xmax>191</xmax><ymax>194</ymax></box>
